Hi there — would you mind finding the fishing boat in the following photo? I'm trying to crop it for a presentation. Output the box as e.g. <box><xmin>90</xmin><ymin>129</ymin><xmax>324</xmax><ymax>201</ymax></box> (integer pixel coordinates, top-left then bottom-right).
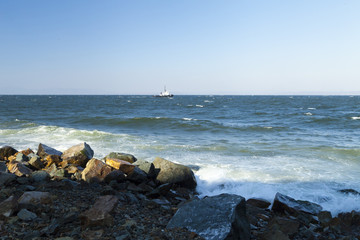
<box><xmin>155</xmin><ymin>86</ymin><xmax>174</xmax><ymax>97</ymax></box>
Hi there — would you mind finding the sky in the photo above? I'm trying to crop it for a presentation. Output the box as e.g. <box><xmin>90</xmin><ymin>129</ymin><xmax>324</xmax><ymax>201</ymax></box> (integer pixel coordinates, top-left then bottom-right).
<box><xmin>0</xmin><ymin>0</ymin><xmax>360</xmax><ymax>95</ymax></box>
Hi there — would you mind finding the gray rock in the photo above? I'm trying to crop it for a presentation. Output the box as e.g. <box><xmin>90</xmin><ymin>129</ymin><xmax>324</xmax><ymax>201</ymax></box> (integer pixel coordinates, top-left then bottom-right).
<box><xmin>104</xmin><ymin>170</ymin><xmax>126</xmax><ymax>183</ymax></box>
<box><xmin>31</xmin><ymin>170</ymin><xmax>51</xmax><ymax>182</ymax></box>
<box><xmin>0</xmin><ymin>161</ymin><xmax>8</xmax><ymax>173</ymax></box>
<box><xmin>167</xmin><ymin>193</ymin><xmax>250</xmax><ymax>240</ymax></box>
<box><xmin>61</xmin><ymin>142</ymin><xmax>94</xmax><ymax>167</ymax></box>
<box><xmin>126</xmin><ymin>167</ymin><xmax>148</xmax><ymax>183</ymax></box>
<box><xmin>153</xmin><ymin>157</ymin><xmax>197</xmax><ymax>189</ymax></box>
<box><xmin>0</xmin><ymin>146</ymin><xmax>17</xmax><ymax>160</ymax></box>
<box><xmin>272</xmin><ymin>192</ymin><xmax>323</xmax><ymax>216</ymax></box>
<box><xmin>0</xmin><ymin>195</ymin><xmax>18</xmax><ymax>218</ymax></box>
<box><xmin>16</xmin><ymin>153</ymin><xmax>29</xmax><ymax>162</ymax></box>
<box><xmin>0</xmin><ymin>172</ymin><xmax>17</xmax><ymax>186</ymax></box>
<box><xmin>17</xmin><ymin>208</ymin><xmax>37</xmax><ymax>221</ymax></box>
<box><xmin>105</xmin><ymin>152</ymin><xmax>137</xmax><ymax>163</ymax></box>
<box><xmin>29</xmin><ymin>155</ymin><xmax>44</xmax><ymax>170</ymax></box>
<box><xmin>46</xmin><ymin>163</ymin><xmax>66</xmax><ymax>178</ymax></box>
<box><xmin>133</xmin><ymin>159</ymin><xmax>156</xmax><ymax>178</ymax></box>
<box><xmin>36</xmin><ymin>143</ymin><xmax>62</xmax><ymax>159</ymax></box>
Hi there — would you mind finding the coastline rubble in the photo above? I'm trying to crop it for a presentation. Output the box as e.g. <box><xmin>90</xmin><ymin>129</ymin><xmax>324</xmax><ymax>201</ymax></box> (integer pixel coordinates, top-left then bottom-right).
<box><xmin>1</xmin><ymin>143</ymin><xmax>360</xmax><ymax>239</ymax></box>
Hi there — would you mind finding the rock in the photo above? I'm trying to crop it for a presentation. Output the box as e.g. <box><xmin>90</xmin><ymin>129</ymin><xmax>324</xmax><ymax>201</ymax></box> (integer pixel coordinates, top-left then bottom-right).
<box><xmin>31</xmin><ymin>170</ymin><xmax>51</xmax><ymax>182</ymax></box>
<box><xmin>79</xmin><ymin>195</ymin><xmax>118</xmax><ymax>227</ymax></box>
<box><xmin>246</xmin><ymin>198</ymin><xmax>271</xmax><ymax>209</ymax></box>
<box><xmin>104</xmin><ymin>170</ymin><xmax>126</xmax><ymax>183</ymax></box>
<box><xmin>20</xmin><ymin>148</ymin><xmax>34</xmax><ymax>156</ymax></box>
<box><xmin>81</xmin><ymin>158</ymin><xmax>112</xmax><ymax>183</ymax></box>
<box><xmin>133</xmin><ymin>159</ymin><xmax>156</xmax><ymax>178</ymax></box>
<box><xmin>36</xmin><ymin>143</ymin><xmax>62</xmax><ymax>159</ymax></box>
<box><xmin>271</xmin><ymin>192</ymin><xmax>322</xmax><ymax>216</ymax></box>
<box><xmin>147</xmin><ymin>183</ymin><xmax>172</xmax><ymax>198</ymax></box>
<box><xmin>105</xmin><ymin>152</ymin><xmax>137</xmax><ymax>163</ymax></box>
<box><xmin>0</xmin><ymin>161</ymin><xmax>7</xmax><ymax>173</ymax></box>
<box><xmin>0</xmin><ymin>195</ymin><xmax>18</xmax><ymax>218</ymax></box>
<box><xmin>18</xmin><ymin>191</ymin><xmax>51</xmax><ymax>206</ymax></box>
<box><xmin>0</xmin><ymin>146</ymin><xmax>17</xmax><ymax>160</ymax></box>
<box><xmin>0</xmin><ymin>172</ymin><xmax>16</xmax><ymax>186</ymax></box>
<box><xmin>153</xmin><ymin>157</ymin><xmax>197</xmax><ymax>189</ymax></box>
<box><xmin>7</xmin><ymin>162</ymin><xmax>32</xmax><ymax>177</ymax></box>
<box><xmin>126</xmin><ymin>166</ymin><xmax>148</xmax><ymax>183</ymax></box>
<box><xmin>61</xmin><ymin>142</ymin><xmax>94</xmax><ymax>168</ymax></box>
<box><xmin>267</xmin><ymin>216</ymin><xmax>300</xmax><ymax>236</ymax></box>
<box><xmin>16</xmin><ymin>153</ymin><xmax>29</xmax><ymax>162</ymax></box>
<box><xmin>318</xmin><ymin>211</ymin><xmax>332</xmax><ymax>227</ymax></box>
<box><xmin>105</xmin><ymin>158</ymin><xmax>135</xmax><ymax>174</ymax></box>
<box><xmin>17</xmin><ymin>208</ymin><xmax>37</xmax><ymax>221</ymax></box>
<box><xmin>46</xmin><ymin>163</ymin><xmax>66</xmax><ymax>178</ymax></box>
<box><xmin>28</xmin><ymin>155</ymin><xmax>45</xmax><ymax>170</ymax></box>
<box><xmin>45</xmin><ymin>154</ymin><xmax>62</xmax><ymax>167</ymax></box>
<box><xmin>167</xmin><ymin>193</ymin><xmax>250</xmax><ymax>240</ymax></box>
<box><xmin>338</xmin><ymin>189</ymin><xmax>360</xmax><ymax>196</ymax></box>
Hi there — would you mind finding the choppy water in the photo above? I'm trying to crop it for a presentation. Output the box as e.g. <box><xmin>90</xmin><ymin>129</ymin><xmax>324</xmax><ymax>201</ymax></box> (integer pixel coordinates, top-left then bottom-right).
<box><xmin>1</xmin><ymin>95</ymin><xmax>360</xmax><ymax>214</ymax></box>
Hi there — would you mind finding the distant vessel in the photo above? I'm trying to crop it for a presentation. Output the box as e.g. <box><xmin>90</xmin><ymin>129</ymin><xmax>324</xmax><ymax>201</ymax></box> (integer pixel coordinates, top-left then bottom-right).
<box><xmin>155</xmin><ymin>86</ymin><xmax>174</xmax><ymax>97</ymax></box>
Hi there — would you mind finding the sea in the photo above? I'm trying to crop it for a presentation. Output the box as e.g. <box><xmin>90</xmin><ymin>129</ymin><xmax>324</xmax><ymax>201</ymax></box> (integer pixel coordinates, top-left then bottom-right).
<box><xmin>1</xmin><ymin>95</ymin><xmax>360</xmax><ymax>215</ymax></box>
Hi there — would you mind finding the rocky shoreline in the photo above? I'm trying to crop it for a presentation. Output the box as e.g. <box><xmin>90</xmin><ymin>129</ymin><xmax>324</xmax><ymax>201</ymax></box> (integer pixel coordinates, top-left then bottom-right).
<box><xmin>1</xmin><ymin>143</ymin><xmax>360</xmax><ymax>240</ymax></box>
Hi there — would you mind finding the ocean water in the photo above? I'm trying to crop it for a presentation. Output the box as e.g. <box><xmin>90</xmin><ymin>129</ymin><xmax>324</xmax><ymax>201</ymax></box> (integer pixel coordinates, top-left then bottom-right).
<box><xmin>1</xmin><ymin>95</ymin><xmax>360</xmax><ymax>214</ymax></box>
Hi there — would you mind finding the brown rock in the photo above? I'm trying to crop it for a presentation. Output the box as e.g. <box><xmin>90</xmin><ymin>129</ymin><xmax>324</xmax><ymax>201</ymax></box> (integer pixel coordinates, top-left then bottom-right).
<box><xmin>61</xmin><ymin>142</ymin><xmax>94</xmax><ymax>168</ymax></box>
<box><xmin>81</xmin><ymin>158</ymin><xmax>112</xmax><ymax>183</ymax></box>
<box><xmin>20</xmin><ymin>148</ymin><xmax>34</xmax><ymax>156</ymax></box>
<box><xmin>79</xmin><ymin>195</ymin><xmax>118</xmax><ymax>227</ymax></box>
<box><xmin>28</xmin><ymin>155</ymin><xmax>45</xmax><ymax>170</ymax></box>
<box><xmin>7</xmin><ymin>162</ymin><xmax>32</xmax><ymax>177</ymax></box>
<box><xmin>45</xmin><ymin>154</ymin><xmax>62</xmax><ymax>167</ymax></box>
<box><xmin>36</xmin><ymin>143</ymin><xmax>62</xmax><ymax>159</ymax></box>
<box><xmin>105</xmin><ymin>158</ymin><xmax>135</xmax><ymax>174</ymax></box>
<box><xmin>104</xmin><ymin>152</ymin><xmax>137</xmax><ymax>164</ymax></box>
<box><xmin>0</xmin><ymin>146</ymin><xmax>18</xmax><ymax>160</ymax></box>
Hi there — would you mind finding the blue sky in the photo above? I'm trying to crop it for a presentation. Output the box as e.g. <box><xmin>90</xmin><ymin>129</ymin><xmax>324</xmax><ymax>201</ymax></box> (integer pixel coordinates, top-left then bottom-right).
<box><xmin>1</xmin><ymin>0</ymin><xmax>359</xmax><ymax>94</ymax></box>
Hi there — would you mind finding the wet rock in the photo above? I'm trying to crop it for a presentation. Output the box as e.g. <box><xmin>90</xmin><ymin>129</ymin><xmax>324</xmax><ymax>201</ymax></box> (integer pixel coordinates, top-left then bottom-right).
<box><xmin>17</xmin><ymin>208</ymin><xmax>37</xmax><ymax>221</ymax></box>
<box><xmin>267</xmin><ymin>216</ymin><xmax>300</xmax><ymax>236</ymax></box>
<box><xmin>0</xmin><ymin>146</ymin><xmax>17</xmax><ymax>160</ymax></box>
<box><xmin>133</xmin><ymin>159</ymin><xmax>156</xmax><ymax>178</ymax></box>
<box><xmin>318</xmin><ymin>211</ymin><xmax>332</xmax><ymax>227</ymax></box>
<box><xmin>0</xmin><ymin>172</ymin><xmax>16</xmax><ymax>186</ymax></box>
<box><xmin>126</xmin><ymin>166</ymin><xmax>148</xmax><ymax>183</ymax></box>
<box><xmin>18</xmin><ymin>191</ymin><xmax>51</xmax><ymax>207</ymax></box>
<box><xmin>246</xmin><ymin>198</ymin><xmax>271</xmax><ymax>209</ymax></box>
<box><xmin>28</xmin><ymin>155</ymin><xmax>44</xmax><ymax>170</ymax></box>
<box><xmin>272</xmin><ymin>192</ymin><xmax>322</xmax><ymax>216</ymax></box>
<box><xmin>0</xmin><ymin>195</ymin><xmax>18</xmax><ymax>218</ymax></box>
<box><xmin>79</xmin><ymin>195</ymin><xmax>118</xmax><ymax>227</ymax></box>
<box><xmin>147</xmin><ymin>183</ymin><xmax>172</xmax><ymax>198</ymax></box>
<box><xmin>153</xmin><ymin>157</ymin><xmax>197</xmax><ymax>189</ymax></box>
<box><xmin>106</xmin><ymin>158</ymin><xmax>135</xmax><ymax>174</ymax></box>
<box><xmin>31</xmin><ymin>170</ymin><xmax>51</xmax><ymax>182</ymax></box>
<box><xmin>81</xmin><ymin>158</ymin><xmax>112</xmax><ymax>183</ymax></box>
<box><xmin>36</xmin><ymin>143</ymin><xmax>62</xmax><ymax>159</ymax></box>
<box><xmin>105</xmin><ymin>152</ymin><xmax>137</xmax><ymax>163</ymax></box>
<box><xmin>62</xmin><ymin>142</ymin><xmax>94</xmax><ymax>168</ymax></box>
<box><xmin>167</xmin><ymin>193</ymin><xmax>250</xmax><ymax>240</ymax></box>
<box><xmin>7</xmin><ymin>161</ymin><xmax>32</xmax><ymax>177</ymax></box>
<box><xmin>338</xmin><ymin>189</ymin><xmax>360</xmax><ymax>196</ymax></box>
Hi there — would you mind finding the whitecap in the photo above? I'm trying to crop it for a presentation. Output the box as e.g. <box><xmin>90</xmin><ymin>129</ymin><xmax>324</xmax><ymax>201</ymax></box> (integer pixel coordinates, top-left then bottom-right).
<box><xmin>305</xmin><ymin>112</ymin><xmax>313</xmax><ymax>116</ymax></box>
<box><xmin>308</xmin><ymin>108</ymin><xmax>316</xmax><ymax>110</ymax></box>
<box><xmin>351</xmin><ymin>117</ymin><xmax>360</xmax><ymax>120</ymax></box>
<box><xmin>183</xmin><ymin>118</ymin><xmax>193</xmax><ymax>121</ymax></box>
<box><xmin>196</xmin><ymin>105</ymin><xmax>204</xmax><ymax>108</ymax></box>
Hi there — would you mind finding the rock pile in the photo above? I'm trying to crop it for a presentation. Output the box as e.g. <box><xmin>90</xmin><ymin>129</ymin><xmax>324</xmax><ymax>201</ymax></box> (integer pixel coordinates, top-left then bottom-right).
<box><xmin>1</xmin><ymin>143</ymin><xmax>360</xmax><ymax>240</ymax></box>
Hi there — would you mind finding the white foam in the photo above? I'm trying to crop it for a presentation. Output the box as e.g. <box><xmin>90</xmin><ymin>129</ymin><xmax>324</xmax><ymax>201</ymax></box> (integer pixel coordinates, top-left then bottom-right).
<box><xmin>308</xmin><ymin>108</ymin><xmax>316</xmax><ymax>110</ymax></box>
<box><xmin>305</xmin><ymin>112</ymin><xmax>313</xmax><ymax>116</ymax></box>
<box><xmin>351</xmin><ymin>117</ymin><xmax>360</xmax><ymax>120</ymax></box>
<box><xmin>196</xmin><ymin>105</ymin><xmax>204</xmax><ymax>108</ymax></box>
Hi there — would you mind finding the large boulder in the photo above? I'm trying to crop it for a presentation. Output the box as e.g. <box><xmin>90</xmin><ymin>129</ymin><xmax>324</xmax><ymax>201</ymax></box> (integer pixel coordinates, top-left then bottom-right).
<box><xmin>167</xmin><ymin>194</ymin><xmax>250</xmax><ymax>240</ymax></box>
<box><xmin>81</xmin><ymin>158</ymin><xmax>112</xmax><ymax>183</ymax></box>
<box><xmin>36</xmin><ymin>143</ymin><xmax>62</xmax><ymax>159</ymax></box>
<box><xmin>104</xmin><ymin>152</ymin><xmax>137</xmax><ymax>164</ymax></box>
<box><xmin>0</xmin><ymin>172</ymin><xmax>16</xmax><ymax>186</ymax></box>
<box><xmin>271</xmin><ymin>192</ymin><xmax>323</xmax><ymax>216</ymax></box>
<box><xmin>28</xmin><ymin>155</ymin><xmax>45</xmax><ymax>170</ymax></box>
<box><xmin>7</xmin><ymin>162</ymin><xmax>32</xmax><ymax>177</ymax></box>
<box><xmin>133</xmin><ymin>159</ymin><xmax>156</xmax><ymax>178</ymax></box>
<box><xmin>0</xmin><ymin>146</ymin><xmax>17</xmax><ymax>160</ymax></box>
<box><xmin>153</xmin><ymin>157</ymin><xmax>197</xmax><ymax>189</ymax></box>
<box><xmin>61</xmin><ymin>142</ymin><xmax>94</xmax><ymax>168</ymax></box>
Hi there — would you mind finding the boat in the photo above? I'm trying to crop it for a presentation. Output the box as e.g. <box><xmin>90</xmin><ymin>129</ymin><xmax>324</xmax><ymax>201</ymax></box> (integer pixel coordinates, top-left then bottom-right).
<box><xmin>155</xmin><ymin>86</ymin><xmax>174</xmax><ymax>97</ymax></box>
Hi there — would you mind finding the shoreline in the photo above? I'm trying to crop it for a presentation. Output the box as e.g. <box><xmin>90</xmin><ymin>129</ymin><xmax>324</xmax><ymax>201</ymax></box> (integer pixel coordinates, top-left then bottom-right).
<box><xmin>1</xmin><ymin>143</ymin><xmax>360</xmax><ymax>239</ymax></box>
